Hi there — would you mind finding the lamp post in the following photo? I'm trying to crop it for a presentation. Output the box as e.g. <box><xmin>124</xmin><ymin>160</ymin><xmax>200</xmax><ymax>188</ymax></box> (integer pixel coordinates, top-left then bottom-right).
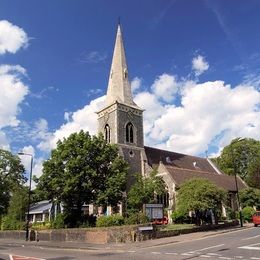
<box><xmin>18</xmin><ymin>152</ymin><xmax>33</xmax><ymax>241</ymax></box>
<box><xmin>230</xmin><ymin>138</ymin><xmax>245</xmax><ymax>227</ymax></box>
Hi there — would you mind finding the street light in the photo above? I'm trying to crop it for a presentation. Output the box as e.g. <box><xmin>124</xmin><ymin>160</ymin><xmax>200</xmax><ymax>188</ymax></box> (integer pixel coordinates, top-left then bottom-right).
<box><xmin>18</xmin><ymin>152</ymin><xmax>33</xmax><ymax>241</ymax></box>
<box><xmin>230</xmin><ymin>137</ymin><xmax>245</xmax><ymax>227</ymax></box>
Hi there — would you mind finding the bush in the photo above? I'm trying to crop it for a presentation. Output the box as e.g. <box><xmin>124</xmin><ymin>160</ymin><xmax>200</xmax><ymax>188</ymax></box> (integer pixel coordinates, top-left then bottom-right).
<box><xmin>96</xmin><ymin>214</ymin><xmax>125</xmax><ymax>227</ymax></box>
<box><xmin>171</xmin><ymin>210</ymin><xmax>190</xmax><ymax>224</ymax></box>
<box><xmin>1</xmin><ymin>216</ymin><xmax>25</xmax><ymax>230</ymax></box>
<box><xmin>32</xmin><ymin>221</ymin><xmax>51</xmax><ymax>230</ymax></box>
<box><xmin>226</xmin><ymin>207</ymin><xmax>237</xmax><ymax>220</ymax></box>
<box><xmin>242</xmin><ymin>206</ymin><xmax>256</xmax><ymax>222</ymax></box>
<box><xmin>125</xmin><ymin>212</ymin><xmax>149</xmax><ymax>225</ymax></box>
<box><xmin>51</xmin><ymin>213</ymin><xmax>65</xmax><ymax>229</ymax></box>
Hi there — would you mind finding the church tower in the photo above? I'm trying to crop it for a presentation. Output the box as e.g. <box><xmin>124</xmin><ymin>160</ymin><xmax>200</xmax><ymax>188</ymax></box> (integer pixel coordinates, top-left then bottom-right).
<box><xmin>97</xmin><ymin>24</ymin><xmax>146</xmax><ymax>188</ymax></box>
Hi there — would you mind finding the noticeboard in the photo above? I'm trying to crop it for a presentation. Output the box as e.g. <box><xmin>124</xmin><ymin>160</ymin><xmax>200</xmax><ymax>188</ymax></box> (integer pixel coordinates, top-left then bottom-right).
<box><xmin>144</xmin><ymin>204</ymin><xmax>163</xmax><ymax>220</ymax></box>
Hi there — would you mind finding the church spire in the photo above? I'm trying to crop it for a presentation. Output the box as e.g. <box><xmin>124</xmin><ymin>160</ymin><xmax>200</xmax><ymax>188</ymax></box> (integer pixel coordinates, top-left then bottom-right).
<box><xmin>105</xmin><ymin>24</ymin><xmax>137</xmax><ymax>107</ymax></box>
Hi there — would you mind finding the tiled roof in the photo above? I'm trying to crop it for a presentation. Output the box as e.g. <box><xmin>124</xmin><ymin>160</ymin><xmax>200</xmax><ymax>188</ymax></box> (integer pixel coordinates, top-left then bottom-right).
<box><xmin>165</xmin><ymin>165</ymin><xmax>247</xmax><ymax>192</ymax></box>
<box><xmin>145</xmin><ymin>146</ymin><xmax>219</xmax><ymax>173</ymax></box>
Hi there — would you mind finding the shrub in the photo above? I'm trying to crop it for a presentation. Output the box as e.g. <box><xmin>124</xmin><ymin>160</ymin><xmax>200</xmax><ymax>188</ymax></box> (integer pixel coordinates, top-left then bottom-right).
<box><xmin>96</xmin><ymin>214</ymin><xmax>125</xmax><ymax>227</ymax></box>
<box><xmin>1</xmin><ymin>216</ymin><xmax>25</xmax><ymax>230</ymax></box>
<box><xmin>226</xmin><ymin>207</ymin><xmax>237</xmax><ymax>220</ymax></box>
<box><xmin>32</xmin><ymin>221</ymin><xmax>51</xmax><ymax>230</ymax></box>
<box><xmin>125</xmin><ymin>212</ymin><xmax>149</xmax><ymax>225</ymax></box>
<box><xmin>242</xmin><ymin>206</ymin><xmax>256</xmax><ymax>222</ymax></box>
<box><xmin>51</xmin><ymin>213</ymin><xmax>65</xmax><ymax>229</ymax></box>
<box><xmin>171</xmin><ymin>210</ymin><xmax>190</xmax><ymax>224</ymax></box>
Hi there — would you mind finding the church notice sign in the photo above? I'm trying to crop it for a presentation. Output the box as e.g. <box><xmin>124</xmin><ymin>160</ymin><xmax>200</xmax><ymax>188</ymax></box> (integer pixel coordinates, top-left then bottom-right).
<box><xmin>144</xmin><ymin>204</ymin><xmax>163</xmax><ymax>220</ymax></box>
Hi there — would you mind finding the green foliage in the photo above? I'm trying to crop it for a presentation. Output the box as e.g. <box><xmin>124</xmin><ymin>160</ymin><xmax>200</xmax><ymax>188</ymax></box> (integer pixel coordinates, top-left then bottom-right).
<box><xmin>32</xmin><ymin>221</ymin><xmax>51</xmax><ymax>230</ymax></box>
<box><xmin>1</xmin><ymin>186</ymin><xmax>28</xmax><ymax>230</ymax></box>
<box><xmin>37</xmin><ymin>131</ymin><xmax>128</xmax><ymax>227</ymax></box>
<box><xmin>242</xmin><ymin>206</ymin><xmax>256</xmax><ymax>222</ymax></box>
<box><xmin>1</xmin><ymin>216</ymin><xmax>25</xmax><ymax>230</ymax></box>
<box><xmin>177</xmin><ymin>178</ymin><xmax>226</xmax><ymax>213</ymax></box>
<box><xmin>0</xmin><ymin>149</ymin><xmax>25</xmax><ymax>215</ymax></box>
<box><xmin>171</xmin><ymin>210</ymin><xmax>190</xmax><ymax>224</ymax></box>
<box><xmin>240</xmin><ymin>188</ymin><xmax>260</xmax><ymax>210</ymax></box>
<box><xmin>96</xmin><ymin>214</ymin><xmax>124</xmax><ymax>227</ymax></box>
<box><xmin>51</xmin><ymin>213</ymin><xmax>65</xmax><ymax>229</ymax></box>
<box><xmin>124</xmin><ymin>212</ymin><xmax>149</xmax><ymax>225</ymax></box>
<box><xmin>127</xmin><ymin>169</ymin><xmax>165</xmax><ymax>212</ymax></box>
<box><xmin>225</xmin><ymin>207</ymin><xmax>237</xmax><ymax>220</ymax></box>
<box><xmin>213</xmin><ymin>138</ymin><xmax>260</xmax><ymax>185</ymax></box>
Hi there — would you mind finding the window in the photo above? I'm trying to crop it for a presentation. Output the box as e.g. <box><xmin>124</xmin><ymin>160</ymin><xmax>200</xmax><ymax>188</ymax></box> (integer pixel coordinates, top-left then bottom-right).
<box><xmin>104</xmin><ymin>124</ymin><xmax>110</xmax><ymax>143</ymax></box>
<box><xmin>126</xmin><ymin>122</ymin><xmax>134</xmax><ymax>143</ymax></box>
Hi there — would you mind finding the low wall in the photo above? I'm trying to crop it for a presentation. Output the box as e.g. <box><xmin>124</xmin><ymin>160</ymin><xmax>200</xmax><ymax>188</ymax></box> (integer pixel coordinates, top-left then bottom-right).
<box><xmin>0</xmin><ymin>220</ymin><xmax>239</xmax><ymax>244</ymax></box>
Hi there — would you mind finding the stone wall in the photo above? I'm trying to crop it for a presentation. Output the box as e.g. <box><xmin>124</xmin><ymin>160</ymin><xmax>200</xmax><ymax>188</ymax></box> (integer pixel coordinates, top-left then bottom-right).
<box><xmin>0</xmin><ymin>221</ymin><xmax>239</xmax><ymax>244</ymax></box>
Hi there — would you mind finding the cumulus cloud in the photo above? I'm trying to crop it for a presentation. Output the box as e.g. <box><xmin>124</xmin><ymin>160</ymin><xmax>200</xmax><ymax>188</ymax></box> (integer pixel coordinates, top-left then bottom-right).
<box><xmin>38</xmin><ymin>96</ymin><xmax>105</xmax><ymax>152</ymax></box>
<box><xmin>131</xmin><ymin>77</ymin><xmax>142</xmax><ymax>93</ymax></box>
<box><xmin>79</xmin><ymin>51</ymin><xmax>107</xmax><ymax>64</ymax></box>
<box><xmin>192</xmin><ymin>55</ymin><xmax>209</xmax><ymax>76</ymax></box>
<box><xmin>35</xmin><ymin>73</ymin><xmax>260</xmax><ymax>158</ymax></box>
<box><xmin>0</xmin><ymin>65</ymin><xmax>29</xmax><ymax>128</ymax></box>
<box><xmin>151</xmin><ymin>73</ymin><xmax>178</xmax><ymax>102</ymax></box>
<box><xmin>0</xmin><ymin>20</ymin><xmax>29</xmax><ymax>55</ymax></box>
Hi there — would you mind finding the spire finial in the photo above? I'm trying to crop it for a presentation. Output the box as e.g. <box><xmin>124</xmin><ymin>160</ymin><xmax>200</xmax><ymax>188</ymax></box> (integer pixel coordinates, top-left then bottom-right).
<box><xmin>118</xmin><ymin>16</ymin><xmax>121</xmax><ymax>25</ymax></box>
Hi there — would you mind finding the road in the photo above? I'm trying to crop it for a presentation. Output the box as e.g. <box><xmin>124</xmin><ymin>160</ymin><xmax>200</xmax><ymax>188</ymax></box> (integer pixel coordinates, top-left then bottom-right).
<box><xmin>0</xmin><ymin>227</ymin><xmax>259</xmax><ymax>259</ymax></box>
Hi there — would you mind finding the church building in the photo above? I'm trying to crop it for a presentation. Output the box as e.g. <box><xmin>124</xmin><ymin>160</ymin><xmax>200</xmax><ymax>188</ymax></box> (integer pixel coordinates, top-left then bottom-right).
<box><xmin>97</xmin><ymin>24</ymin><xmax>247</xmax><ymax>218</ymax></box>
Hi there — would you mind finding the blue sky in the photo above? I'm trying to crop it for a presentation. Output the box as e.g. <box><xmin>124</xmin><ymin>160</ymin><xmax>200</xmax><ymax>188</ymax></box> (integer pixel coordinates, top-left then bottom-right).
<box><xmin>0</xmin><ymin>0</ymin><xmax>260</xmax><ymax>179</ymax></box>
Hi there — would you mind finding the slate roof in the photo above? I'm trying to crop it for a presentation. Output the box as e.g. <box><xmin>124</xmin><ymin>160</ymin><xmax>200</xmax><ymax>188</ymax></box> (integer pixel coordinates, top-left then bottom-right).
<box><xmin>144</xmin><ymin>146</ymin><xmax>247</xmax><ymax>192</ymax></box>
<box><xmin>165</xmin><ymin>165</ymin><xmax>247</xmax><ymax>192</ymax></box>
<box><xmin>29</xmin><ymin>200</ymin><xmax>52</xmax><ymax>214</ymax></box>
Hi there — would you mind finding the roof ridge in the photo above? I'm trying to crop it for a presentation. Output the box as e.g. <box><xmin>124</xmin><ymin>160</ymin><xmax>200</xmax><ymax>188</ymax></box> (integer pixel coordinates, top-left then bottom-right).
<box><xmin>164</xmin><ymin>164</ymin><xmax>219</xmax><ymax>175</ymax></box>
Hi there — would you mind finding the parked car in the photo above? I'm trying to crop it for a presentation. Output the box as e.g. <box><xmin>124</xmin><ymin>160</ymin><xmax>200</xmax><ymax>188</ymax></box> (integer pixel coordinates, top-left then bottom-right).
<box><xmin>152</xmin><ymin>216</ymin><xmax>168</xmax><ymax>225</ymax></box>
<box><xmin>252</xmin><ymin>211</ymin><xmax>260</xmax><ymax>227</ymax></box>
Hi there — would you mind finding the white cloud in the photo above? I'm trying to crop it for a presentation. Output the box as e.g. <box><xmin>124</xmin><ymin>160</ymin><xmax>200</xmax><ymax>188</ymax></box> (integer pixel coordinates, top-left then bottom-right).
<box><xmin>38</xmin><ymin>96</ymin><xmax>105</xmax><ymax>152</ymax></box>
<box><xmin>79</xmin><ymin>51</ymin><xmax>107</xmax><ymax>64</ymax></box>
<box><xmin>192</xmin><ymin>55</ymin><xmax>209</xmax><ymax>76</ymax></box>
<box><xmin>0</xmin><ymin>131</ymin><xmax>10</xmax><ymax>150</ymax></box>
<box><xmin>0</xmin><ymin>20</ymin><xmax>29</xmax><ymax>55</ymax></box>
<box><xmin>151</xmin><ymin>73</ymin><xmax>178</xmax><ymax>102</ymax></box>
<box><xmin>131</xmin><ymin>77</ymin><xmax>142</xmax><ymax>93</ymax></box>
<box><xmin>35</xmin><ymin>73</ymin><xmax>260</xmax><ymax>158</ymax></box>
<box><xmin>0</xmin><ymin>65</ymin><xmax>29</xmax><ymax>128</ymax></box>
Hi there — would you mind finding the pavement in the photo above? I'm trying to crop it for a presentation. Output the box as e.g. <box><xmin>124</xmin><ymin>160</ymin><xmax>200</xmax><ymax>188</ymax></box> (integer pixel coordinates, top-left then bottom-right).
<box><xmin>0</xmin><ymin>223</ymin><xmax>253</xmax><ymax>252</ymax></box>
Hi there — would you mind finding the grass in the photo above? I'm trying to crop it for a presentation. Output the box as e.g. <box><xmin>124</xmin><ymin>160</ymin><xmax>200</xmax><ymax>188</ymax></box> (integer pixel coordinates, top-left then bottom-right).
<box><xmin>159</xmin><ymin>223</ymin><xmax>196</xmax><ymax>231</ymax></box>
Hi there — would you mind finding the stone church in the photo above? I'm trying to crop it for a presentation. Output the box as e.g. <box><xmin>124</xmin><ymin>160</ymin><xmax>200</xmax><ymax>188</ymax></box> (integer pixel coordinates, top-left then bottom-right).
<box><xmin>97</xmin><ymin>24</ymin><xmax>246</xmax><ymax>218</ymax></box>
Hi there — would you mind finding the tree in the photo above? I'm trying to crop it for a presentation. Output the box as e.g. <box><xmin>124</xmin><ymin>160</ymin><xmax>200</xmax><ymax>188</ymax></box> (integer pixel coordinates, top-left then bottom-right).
<box><xmin>239</xmin><ymin>188</ymin><xmax>260</xmax><ymax>210</ymax></box>
<box><xmin>127</xmin><ymin>169</ymin><xmax>166</xmax><ymax>213</ymax></box>
<box><xmin>176</xmin><ymin>178</ymin><xmax>227</xmax><ymax>225</ymax></box>
<box><xmin>0</xmin><ymin>149</ymin><xmax>25</xmax><ymax>216</ymax></box>
<box><xmin>36</xmin><ymin>131</ymin><xmax>128</xmax><ymax>227</ymax></box>
<box><xmin>1</xmin><ymin>186</ymin><xmax>28</xmax><ymax>230</ymax></box>
<box><xmin>213</xmin><ymin>138</ymin><xmax>260</xmax><ymax>182</ymax></box>
<box><xmin>246</xmin><ymin>152</ymin><xmax>260</xmax><ymax>189</ymax></box>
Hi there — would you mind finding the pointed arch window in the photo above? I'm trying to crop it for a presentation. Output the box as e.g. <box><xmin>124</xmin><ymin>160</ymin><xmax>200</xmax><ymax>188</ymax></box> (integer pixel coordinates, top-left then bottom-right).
<box><xmin>104</xmin><ymin>124</ymin><xmax>111</xmax><ymax>143</ymax></box>
<box><xmin>126</xmin><ymin>122</ymin><xmax>134</xmax><ymax>143</ymax></box>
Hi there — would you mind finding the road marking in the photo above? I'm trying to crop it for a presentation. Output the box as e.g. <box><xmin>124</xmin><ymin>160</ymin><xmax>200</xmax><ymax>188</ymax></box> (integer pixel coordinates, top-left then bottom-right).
<box><xmin>218</xmin><ymin>257</ymin><xmax>232</xmax><ymax>260</ymax></box>
<box><xmin>234</xmin><ymin>256</ymin><xmax>244</xmax><ymax>259</ymax></box>
<box><xmin>151</xmin><ymin>252</ymin><xmax>161</xmax><ymax>255</ymax></box>
<box><xmin>9</xmin><ymin>255</ymin><xmax>45</xmax><ymax>260</ymax></box>
<box><xmin>242</xmin><ymin>235</ymin><xmax>260</xmax><ymax>240</ymax></box>
<box><xmin>165</xmin><ymin>252</ymin><xmax>178</xmax><ymax>255</ymax></box>
<box><xmin>188</xmin><ymin>243</ymin><xmax>225</xmax><ymax>253</ymax></box>
<box><xmin>200</xmin><ymin>255</ymin><xmax>211</xmax><ymax>258</ymax></box>
<box><xmin>127</xmin><ymin>250</ymin><xmax>136</xmax><ymax>253</ymax></box>
<box><xmin>239</xmin><ymin>242</ymin><xmax>260</xmax><ymax>251</ymax></box>
<box><xmin>181</xmin><ymin>253</ymin><xmax>194</xmax><ymax>256</ymax></box>
<box><xmin>207</xmin><ymin>253</ymin><xmax>221</xmax><ymax>256</ymax></box>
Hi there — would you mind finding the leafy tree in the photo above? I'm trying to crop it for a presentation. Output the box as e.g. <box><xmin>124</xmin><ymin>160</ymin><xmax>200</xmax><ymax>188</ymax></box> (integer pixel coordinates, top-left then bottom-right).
<box><xmin>1</xmin><ymin>186</ymin><xmax>28</xmax><ymax>230</ymax></box>
<box><xmin>36</xmin><ymin>131</ymin><xmax>128</xmax><ymax>227</ymax></box>
<box><xmin>240</xmin><ymin>188</ymin><xmax>260</xmax><ymax>210</ymax></box>
<box><xmin>0</xmin><ymin>149</ymin><xmax>25</xmax><ymax>216</ymax></box>
<box><xmin>246</xmin><ymin>152</ymin><xmax>260</xmax><ymax>189</ymax></box>
<box><xmin>176</xmin><ymin>178</ymin><xmax>227</xmax><ymax>225</ymax></box>
<box><xmin>127</xmin><ymin>169</ymin><xmax>165</xmax><ymax>213</ymax></box>
<box><xmin>213</xmin><ymin>138</ymin><xmax>260</xmax><ymax>182</ymax></box>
